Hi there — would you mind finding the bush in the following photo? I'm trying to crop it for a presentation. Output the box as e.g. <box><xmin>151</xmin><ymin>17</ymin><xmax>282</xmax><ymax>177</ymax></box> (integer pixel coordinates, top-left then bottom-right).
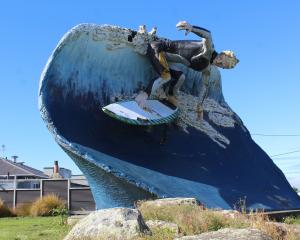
<box><xmin>30</xmin><ymin>194</ymin><xmax>66</xmax><ymax>216</ymax></box>
<box><xmin>0</xmin><ymin>198</ymin><xmax>15</xmax><ymax>217</ymax></box>
<box><xmin>14</xmin><ymin>203</ymin><xmax>32</xmax><ymax>217</ymax></box>
<box><xmin>51</xmin><ymin>206</ymin><xmax>69</xmax><ymax>225</ymax></box>
<box><xmin>283</xmin><ymin>216</ymin><xmax>300</xmax><ymax>225</ymax></box>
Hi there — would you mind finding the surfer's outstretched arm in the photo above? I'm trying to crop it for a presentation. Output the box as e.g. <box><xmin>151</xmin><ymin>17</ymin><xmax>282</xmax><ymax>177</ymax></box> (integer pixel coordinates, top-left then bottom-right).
<box><xmin>176</xmin><ymin>21</ymin><xmax>211</xmax><ymax>39</ymax></box>
<box><xmin>176</xmin><ymin>21</ymin><xmax>213</xmax><ymax>49</ymax></box>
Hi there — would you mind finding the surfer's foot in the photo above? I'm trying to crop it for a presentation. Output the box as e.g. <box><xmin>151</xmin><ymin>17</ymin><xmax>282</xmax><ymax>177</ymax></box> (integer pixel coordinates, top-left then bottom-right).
<box><xmin>151</xmin><ymin>88</ymin><xmax>168</xmax><ymax>100</ymax></box>
<box><xmin>167</xmin><ymin>95</ymin><xmax>178</xmax><ymax>106</ymax></box>
<box><xmin>135</xmin><ymin>91</ymin><xmax>148</xmax><ymax>108</ymax></box>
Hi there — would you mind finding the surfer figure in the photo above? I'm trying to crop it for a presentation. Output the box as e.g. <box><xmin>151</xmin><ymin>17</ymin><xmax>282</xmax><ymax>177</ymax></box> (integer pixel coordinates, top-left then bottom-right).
<box><xmin>136</xmin><ymin>21</ymin><xmax>239</xmax><ymax>111</ymax></box>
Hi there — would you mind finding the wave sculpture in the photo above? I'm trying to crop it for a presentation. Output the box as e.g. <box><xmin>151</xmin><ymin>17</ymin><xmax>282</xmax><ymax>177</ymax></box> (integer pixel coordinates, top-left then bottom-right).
<box><xmin>39</xmin><ymin>23</ymin><xmax>300</xmax><ymax>210</ymax></box>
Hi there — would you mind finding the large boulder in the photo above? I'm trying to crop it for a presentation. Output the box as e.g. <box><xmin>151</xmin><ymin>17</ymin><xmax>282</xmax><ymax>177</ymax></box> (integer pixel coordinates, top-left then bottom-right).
<box><xmin>64</xmin><ymin>208</ymin><xmax>150</xmax><ymax>240</ymax></box>
<box><xmin>175</xmin><ymin>228</ymin><xmax>272</xmax><ymax>240</ymax></box>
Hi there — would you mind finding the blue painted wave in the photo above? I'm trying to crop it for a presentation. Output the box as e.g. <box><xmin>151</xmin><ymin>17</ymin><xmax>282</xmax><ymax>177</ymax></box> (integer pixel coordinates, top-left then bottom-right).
<box><xmin>39</xmin><ymin>24</ymin><xmax>300</xmax><ymax>210</ymax></box>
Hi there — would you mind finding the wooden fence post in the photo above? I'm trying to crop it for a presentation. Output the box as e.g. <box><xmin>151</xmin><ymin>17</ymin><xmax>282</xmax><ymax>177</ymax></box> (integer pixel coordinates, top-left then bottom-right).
<box><xmin>67</xmin><ymin>179</ymin><xmax>70</xmax><ymax>210</ymax></box>
<box><xmin>13</xmin><ymin>175</ymin><xmax>17</xmax><ymax>209</ymax></box>
<box><xmin>40</xmin><ymin>179</ymin><xmax>43</xmax><ymax>199</ymax></box>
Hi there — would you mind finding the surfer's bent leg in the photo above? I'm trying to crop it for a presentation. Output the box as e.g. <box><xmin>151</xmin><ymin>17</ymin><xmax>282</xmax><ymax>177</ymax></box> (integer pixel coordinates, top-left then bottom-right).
<box><xmin>168</xmin><ymin>69</ymin><xmax>185</xmax><ymax>96</ymax></box>
<box><xmin>136</xmin><ymin>41</ymin><xmax>175</xmax><ymax>106</ymax></box>
<box><xmin>168</xmin><ymin>69</ymin><xmax>185</xmax><ymax>105</ymax></box>
<box><xmin>146</xmin><ymin>42</ymin><xmax>172</xmax><ymax>99</ymax></box>
<box><xmin>147</xmin><ymin>42</ymin><xmax>171</xmax><ymax>80</ymax></box>
<box><xmin>146</xmin><ymin>42</ymin><xmax>164</xmax><ymax>75</ymax></box>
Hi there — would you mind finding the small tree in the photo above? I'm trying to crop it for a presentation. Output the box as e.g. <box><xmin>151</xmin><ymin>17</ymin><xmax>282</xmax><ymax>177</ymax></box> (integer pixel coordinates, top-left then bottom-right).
<box><xmin>51</xmin><ymin>206</ymin><xmax>69</xmax><ymax>225</ymax></box>
<box><xmin>293</xmin><ymin>187</ymin><xmax>299</xmax><ymax>193</ymax></box>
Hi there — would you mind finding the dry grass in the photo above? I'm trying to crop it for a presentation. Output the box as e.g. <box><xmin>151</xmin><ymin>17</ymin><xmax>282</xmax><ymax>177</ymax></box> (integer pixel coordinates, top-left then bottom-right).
<box><xmin>138</xmin><ymin>203</ymin><xmax>246</xmax><ymax>236</ymax></box>
<box><xmin>30</xmin><ymin>194</ymin><xmax>66</xmax><ymax>216</ymax></box>
<box><xmin>248</xmin><ymin>213</ymin><xmax>299</xmax><ymax>240</ymax></box>
<box><xmin>137</xmin><ymin>201</ymin><xmax>299</xmax><ymax>240</ymax></box>
<box><xmin>0</xmin><ymin>198</ymin><xmax>15</xmax><ymax>217</ymax></box>
<box><xmin>14</xmin><ymin>203</ymin><xmax>32</xmax><ymax>216</ymax></box>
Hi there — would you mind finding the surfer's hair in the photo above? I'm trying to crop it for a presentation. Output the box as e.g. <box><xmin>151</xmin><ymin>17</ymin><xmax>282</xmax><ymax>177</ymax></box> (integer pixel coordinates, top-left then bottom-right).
<box><xmin>219</xmin><ymin>50</ymin><xmax>239</xmax><ymax>69</ymax></box>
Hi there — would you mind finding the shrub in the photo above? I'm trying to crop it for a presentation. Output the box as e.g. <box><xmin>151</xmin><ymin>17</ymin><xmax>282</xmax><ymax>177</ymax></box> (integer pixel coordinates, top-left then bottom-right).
<box><xmin>51</xmin><ymin>206</ymin><xmax>69</xmax><ymax>225</ymax></box>
<box><xmin>30</xmin><ymin>194</ymin><xmax>66</xmax><ymax>216</ymax></box>
<box><xmin>283</xmin><ymin>216</ymin><xmax>300</xmax><ymax>225</ymax></box>
<box><xmin>0</xmin><ymin>198</ymin><xmax>15</xmax><ymax>217</ymax></box>
<box><xmin>14</xmin><ymin>203</ymin><xmax>32</xmax><ymax>217</ymax></box>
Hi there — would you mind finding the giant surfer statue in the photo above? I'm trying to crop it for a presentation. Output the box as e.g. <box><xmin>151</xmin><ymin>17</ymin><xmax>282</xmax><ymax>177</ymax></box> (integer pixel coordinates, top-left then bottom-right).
<box><xmin>136</xmin><ymin>20</ymin><xmax>239</xmax><ymax>112</ymax></box>
<box><xmin>40</xmin><ymin>19</ymin><xmax>300</xmax><ymax>210</ymax></box>
<box><xmin>103</xmin><ymin>20</ymin><xmax>239</xmax><ymax>126</ymax></box>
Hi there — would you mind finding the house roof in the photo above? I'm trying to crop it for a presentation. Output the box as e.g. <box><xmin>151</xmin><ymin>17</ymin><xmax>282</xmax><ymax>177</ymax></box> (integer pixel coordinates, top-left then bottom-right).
<box><xmin>0</xmin><ymin>157</ymin><xmax>48</xmax><ymax>178</ymax></box>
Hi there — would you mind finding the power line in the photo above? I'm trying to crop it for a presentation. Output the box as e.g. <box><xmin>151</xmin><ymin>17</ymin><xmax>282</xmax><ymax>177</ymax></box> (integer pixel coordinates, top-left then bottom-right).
<box><xmin>272</xmin><ymin>156</ymin><xmax>300</xmax><ymax>160</ymax></box>
<box><xmin>270</xmin><ymin>149</ymin><xmax>300</xmax><ymax>157</ymax></box>
<box><xmin>252</xmin><ymin>133</ymin><xmax>300</xmax><ymax>137</ymax></box>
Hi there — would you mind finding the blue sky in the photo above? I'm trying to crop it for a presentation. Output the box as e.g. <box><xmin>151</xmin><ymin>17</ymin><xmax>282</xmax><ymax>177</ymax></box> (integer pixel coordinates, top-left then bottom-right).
<box><xmin>0</xmin><ymin>1</ymin><xmax>299</xmax><ymax>188</ymax></box>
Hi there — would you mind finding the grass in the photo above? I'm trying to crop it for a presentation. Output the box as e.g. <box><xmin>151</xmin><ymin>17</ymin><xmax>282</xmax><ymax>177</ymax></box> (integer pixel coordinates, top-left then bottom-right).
<box><xmin>1</xmin><ymin>199</ymin><xmax>300</xmax><ymax>240</ymax></box>
<box><xmin>138</xmin><ymin>203</ymin><xmax>247</xmax><ymax>236</ymax></box>
<box><xmin>137</xmin><ymin>202</ymin><xmax>300</xmax><ymax>240</ymax></box>
<box><xmin>137</xmin><ymin>228</ymin><xmax>176</xmax><ymax>240</ymax></box>
<box><xmin>0</xmin><ymin>216</ymin><xmax>71</xmax><ymax>240</ymax></box>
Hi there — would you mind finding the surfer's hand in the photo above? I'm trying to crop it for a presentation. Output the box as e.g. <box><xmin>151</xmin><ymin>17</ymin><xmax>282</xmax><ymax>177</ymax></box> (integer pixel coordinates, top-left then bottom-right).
<box><xmin>135</xmin><ymin>91</ymin><xmax>148</xmax><ymax>108</ymax></box>
<box><xmin>176</xmin><ymin>21</ymin><xmax>192</xmax><ymax>36</ymax></box>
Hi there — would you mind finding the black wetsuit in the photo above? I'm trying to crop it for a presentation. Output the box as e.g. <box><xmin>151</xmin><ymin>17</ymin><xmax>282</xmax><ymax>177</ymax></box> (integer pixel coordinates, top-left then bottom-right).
<box><xmin>146</xmin><ymin>26</ymin><xmax>218</xmax><ymax>96</ymax></box>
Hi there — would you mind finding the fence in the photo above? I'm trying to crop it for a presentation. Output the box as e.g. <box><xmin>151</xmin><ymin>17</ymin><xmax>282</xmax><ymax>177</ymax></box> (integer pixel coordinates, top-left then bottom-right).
<box><xmin>0</xmin><ymin>178</ymin><xmax>95</xmax><ymax>213</ymax></box>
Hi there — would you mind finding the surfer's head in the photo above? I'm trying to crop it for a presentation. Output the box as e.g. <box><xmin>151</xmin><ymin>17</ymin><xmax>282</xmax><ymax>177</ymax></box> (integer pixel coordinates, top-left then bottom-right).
<box><xmin>213</xmin><ymin>50</ymin><xmax>239</xmax><ymax>69</ymax></box>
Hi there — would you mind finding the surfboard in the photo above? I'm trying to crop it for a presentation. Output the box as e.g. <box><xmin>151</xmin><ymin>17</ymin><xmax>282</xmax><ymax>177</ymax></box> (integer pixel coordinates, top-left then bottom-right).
<box><xmin>102</xmin><ymin>100</ymin><xmax>179</xmax><ymax>125</ymax></box>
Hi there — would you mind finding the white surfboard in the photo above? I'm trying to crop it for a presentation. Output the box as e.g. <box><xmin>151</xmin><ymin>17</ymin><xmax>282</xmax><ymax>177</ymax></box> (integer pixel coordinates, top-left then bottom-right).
<box><xmin>102</xmin><ymin>100</ymin><xmax>179</xmax><ymax>125</ymax></box>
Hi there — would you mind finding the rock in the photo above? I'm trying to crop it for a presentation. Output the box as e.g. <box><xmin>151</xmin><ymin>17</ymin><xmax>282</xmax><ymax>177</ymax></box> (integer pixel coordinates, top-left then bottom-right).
<box><xmin>64</xmin><ymin>208</ymin><xmax>151</xmax><ymax>240</ymax></box>
<box><xmin>138</xmin><ymin>197</ymin><xmax>200</xmax><ymax>208</ymax></box>
<box><xmin>266</xmin><ymin>222</ymin><xmax>300</xmax><ymax>238</ymax></box>
<box><xmin>218</xmin><ymin>210</ymin><xmax>240</xmax><ymax>219</ymax></box>
<box><xmin>145</xmin><ymin>220</ymin><xmax>179</xmax><ymax>235</ymax></box>
<box><xmin>174</xmin><ymin>228</ymin><xmax>272</xmax><ymax>240</ymax></box>
<box><xmin>67</xmin><ymin>215</ymin><xmax>86</xmax><ymax>226</ymax></box>
<box><xmin>265</xmin><ymin>222</ymin><xmax>288</xmax><ymax>239</ymax></box>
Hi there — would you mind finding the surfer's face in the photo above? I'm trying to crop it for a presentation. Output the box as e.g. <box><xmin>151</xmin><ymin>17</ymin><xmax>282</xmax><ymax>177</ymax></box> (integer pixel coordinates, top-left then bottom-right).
<box><xmin>213</xmin><ymin>54</ymin><xmax>229</xmax><ymax>68</ymax></box>
<box><xmin>213</xmin><ymin>53</ymin><xmax>239</xmax><ymax>69</ymax></box>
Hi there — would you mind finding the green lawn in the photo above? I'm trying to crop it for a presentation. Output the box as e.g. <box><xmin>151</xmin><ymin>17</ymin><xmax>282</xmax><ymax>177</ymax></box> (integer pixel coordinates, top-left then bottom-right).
<box><xmin>0</xmin><ymin>217</ymin><xmax>71</xmax><ymax>240</ymax></box>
